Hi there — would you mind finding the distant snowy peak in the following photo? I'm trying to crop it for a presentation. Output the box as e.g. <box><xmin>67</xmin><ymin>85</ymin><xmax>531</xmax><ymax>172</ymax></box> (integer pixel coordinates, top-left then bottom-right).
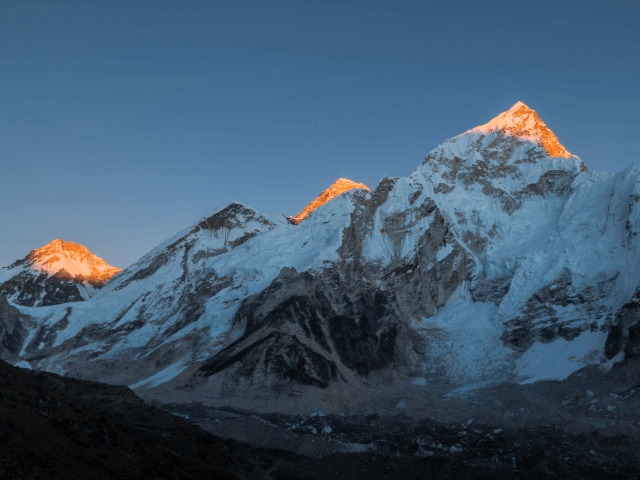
<box><xmin>0</xmin><ymin>239</ymin><xmax>121</xmax><ymax>306</ymax></box>
<box><xmin>289</xmin><ymin>178</ymin><xmax>371</xmax><ymax>224</ymax></box>
<box><xmin>466</xmin><ymin>101</ymin><xmax>572</xmax><ymax>158</ymax></box>
<box><xmin>19</xmin><ymin>238</ymin><xmax>121</xmax><ymax>286</ymax></box>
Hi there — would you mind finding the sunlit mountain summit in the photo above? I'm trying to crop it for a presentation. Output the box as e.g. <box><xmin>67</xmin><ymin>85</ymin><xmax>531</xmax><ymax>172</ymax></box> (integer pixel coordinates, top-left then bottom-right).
<box><xmin>288</xmin><ymin>178</ymin><xmax>371</xmax><ymax>224</ymax></box>
<box><xmin>0</xmin><ymin>238</ymin><xmax>120</xmax><ymax>306</ymax></box>
<box><xmin>466</xmin><ymin>101</ymin><xmax>572</xmax><ymax>158</ymax></box>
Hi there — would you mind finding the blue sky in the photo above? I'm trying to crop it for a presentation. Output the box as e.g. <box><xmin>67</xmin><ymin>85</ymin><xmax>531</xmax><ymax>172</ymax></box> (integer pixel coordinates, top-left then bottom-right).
<box><xmin>1</xmin><ymin>0</ymin><xmax>639</xmax><ymax>267</ymax></box>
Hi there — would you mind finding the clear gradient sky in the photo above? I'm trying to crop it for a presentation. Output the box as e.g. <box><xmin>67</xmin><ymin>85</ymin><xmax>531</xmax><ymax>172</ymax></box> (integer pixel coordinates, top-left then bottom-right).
<box><xmin>1</xmin><ymin>0</ymin><xmax>639</xmax><ymax>268</ymax></box>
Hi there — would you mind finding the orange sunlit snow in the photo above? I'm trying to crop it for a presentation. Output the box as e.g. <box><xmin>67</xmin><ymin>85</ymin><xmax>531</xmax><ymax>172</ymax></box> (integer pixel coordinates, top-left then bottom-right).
<box><xmin>26</xmin><ymin>238</ymin><xmax>121</xmax><ymax>286</ymax></box>
<box><xmin>289</xmin><ymin>178</ymin><xmax>371</xmax><ymax>224</ymax></box>
<box><xmin>467</xmin><ymin>101</ymin><xmax>573</xmax><ymax>158</ymax></box>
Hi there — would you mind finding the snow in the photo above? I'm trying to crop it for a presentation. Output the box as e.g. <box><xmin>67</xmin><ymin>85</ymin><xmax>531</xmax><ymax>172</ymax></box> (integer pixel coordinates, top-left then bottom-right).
<box><xmin>129</xmin><ymin>361</ymin><xmax>189</xmax><ymax>389</ymax></box>
<box><xmin>466</xmin><ymin>101</ymin><xmax>572</xmax><ymax>158</ymax></box>
<box><xmin>468</xmin><ymin>102</ymin><xmax>536</xmax><ymax>137</ymax></box>
<box><xmin>436</xmin><ymin>244</ymin><xmax>454</xmax><ymax>262</ymax></box>
<box><xmin>26</xmin><ymin>238</ymin><xmax>120</xmax><ymax>280</ymax></box>
<box><xmin>0</xmin><ymin>238</ymin><xmax>120</xmax><ymax>308</ymax></box>
<box><xmin>515</xmin><ymin>331</ymin><xmax>607</xmax><ymax>384</ymax></box>
<box><xmin>24</xmin><ymin>192</ymin><xmax>363</xmax><ymax>365</ymax></box>
<box><xmin>412</xmin><ymin>287</ymin><xmax>512</xmax><ymax>384</ymax></box>
<box><xmin>362</xmin><ymin>177</ymin><xmax>434</xmax><ymax>264</ymax></box>
<box><xmin>289</xmin><ymin>177</ymin><xmax>370</xmax><ymax>224</ymax></box>
<box><xmin>600</xmin><ymin>351</ymin><xmax>625</xmax><ymax>372</ymax></box>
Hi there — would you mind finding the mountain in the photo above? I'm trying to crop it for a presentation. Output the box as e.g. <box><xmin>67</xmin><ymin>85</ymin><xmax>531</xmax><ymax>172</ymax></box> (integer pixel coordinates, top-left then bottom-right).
<box><xmin>0</xmin><ymin>239</ymin><xmax>121</xmax><ymax>306</ymax></box>
<box><xmin>2</xmin><ymin>101</ymin><xmax>639</xmax><ymax>423</ymax></box>
<box><xmin>288</xmin><ymin>178</ymin><xmax>371</xmax><ymax>224</ymax></box>
<box><xmin>465</xmin><ymin>100</ymin><xmax>573</xmax><ymax>158</ymax></box>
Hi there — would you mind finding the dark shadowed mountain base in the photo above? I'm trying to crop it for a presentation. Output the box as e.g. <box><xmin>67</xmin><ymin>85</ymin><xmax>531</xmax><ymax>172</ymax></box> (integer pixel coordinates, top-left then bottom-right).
<box><xmin>2</xmin><ymin>359</ymin><xmax>640</xmax><ymax>479</ymax></box>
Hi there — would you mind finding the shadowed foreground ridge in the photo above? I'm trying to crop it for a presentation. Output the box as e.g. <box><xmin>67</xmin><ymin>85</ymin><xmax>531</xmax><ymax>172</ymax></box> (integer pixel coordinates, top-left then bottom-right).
<box><xmin>0</xmin><ymin>359</ymin><xmax>246</xmax><ymax>479</ymax></box>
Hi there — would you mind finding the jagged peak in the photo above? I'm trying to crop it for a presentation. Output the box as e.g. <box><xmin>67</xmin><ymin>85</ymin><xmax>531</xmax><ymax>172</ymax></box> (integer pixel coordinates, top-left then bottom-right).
<box><xmin>289</xmin><ymin>178</ymin><xmax>371</xmax><ymax>225</ymax></box>
<box><xmin>23</xmin><ymin>238</ymin><xmax>121</xmax><ymax>285</ymax></box>
<box><xmin>35</xmin><ymin>238</ymin><xmax>92</xmax><ymax>255</ymax></box>
<box><xmin>466</xmin><ymin>101</ymin><xmax>572</xmax><ymax>158</ymax></box>
<box><xmin>195</xmin><ymin>202</ymin><xmax>276</xmax><ymax>232</ymax></box>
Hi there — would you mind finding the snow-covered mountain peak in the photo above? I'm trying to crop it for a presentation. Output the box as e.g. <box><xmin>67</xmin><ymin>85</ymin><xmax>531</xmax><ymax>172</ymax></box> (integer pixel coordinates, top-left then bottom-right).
<box><xmin>289</xmin><ymin>178</ymin><xmax>371</xmax><ymax>224</ymax></box>
<box><xmin>21</xmin><ymin>238</ymin><xmax>121</xmax><ymax>286</ymax></box>
<box><xmin>0</xmin><ymin>239</ymin><xmax>121</xmax><ymax>306</ymax></box>
<box><xmin>101</xmin><ymin>202</ymin><xmax>279</xmax><ymax>299</ymax></box>
<box><xmin>466</xmin><ymin>101</ymin><xmax>572</xmax><ymax>158</ymax></box>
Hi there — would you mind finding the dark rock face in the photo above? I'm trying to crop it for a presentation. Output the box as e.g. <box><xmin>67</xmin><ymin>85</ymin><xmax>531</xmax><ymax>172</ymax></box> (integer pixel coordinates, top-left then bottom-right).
<box><xmin>0</xmin><ymin>270</ymin><xmax>86</xmax><ymax>306</ymax></box>
<box><xmin>195</xmin><ymin>181</ymin><xmax>471</xmax><ymax>392</ymax></box>
<box><xmin>195</xmin><ymin>202</ymin><xmax>275</xmax><ymax>235</ymax></box>
<box><xmin>197</xmin><ymin>270</ymin><xmax>342</xmax><ymax>388</ymax></box>
<box><xmin>19</xmin><ymin>307</ymin><xmax>72</xmax><ymax>363</ymax></box>
<box><xmin>328</xmin><ymin>311</ymin><xmax>398</xmax><ymax>375</ymax></box>
<box><xmin>606</xmin><ymin>287</ymin><xmax>640</xmax><ymax>359</ymax></box>
<box><xmin>470</xmin><ymin>274</ymin><xmax>513</xmax><ymax>304</ymax></box>
<box><xmin>519</xmin><ymin>169</ymin><xmax>576</xmax><ymax>198</ymax></box>
<box><xmin>503</xmin><ymin>271</ymin><xmax>613</xmax><ymax>351</ymax></box>
<box><xmin>200</xmin><ymin>330</ymin><xmax>339</xmax><ymax>389</ymax></box>
<box><xmin>197</xmin><ymin>272</ymin><xmax>347</xmax><ymax>390</ymax></box>
<box><xmin>0</xmin><ymin>297</ymin><xmax>29</xmax><ymax>360</ymax></box>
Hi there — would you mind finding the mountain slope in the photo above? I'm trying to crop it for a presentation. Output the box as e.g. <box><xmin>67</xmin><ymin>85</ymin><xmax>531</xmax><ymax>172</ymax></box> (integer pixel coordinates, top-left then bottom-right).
<box><xmin>0</xmin><ymin>239</ymin><xmax>121</xmax><ymax>306</ymax></box>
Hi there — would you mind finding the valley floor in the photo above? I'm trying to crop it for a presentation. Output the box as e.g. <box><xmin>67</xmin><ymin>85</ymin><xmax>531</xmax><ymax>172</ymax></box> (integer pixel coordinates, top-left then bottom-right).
<box><xmin>2</xmin><ymin>358</ymin><xmax>639</xmax><ymax>479</ymax></box>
